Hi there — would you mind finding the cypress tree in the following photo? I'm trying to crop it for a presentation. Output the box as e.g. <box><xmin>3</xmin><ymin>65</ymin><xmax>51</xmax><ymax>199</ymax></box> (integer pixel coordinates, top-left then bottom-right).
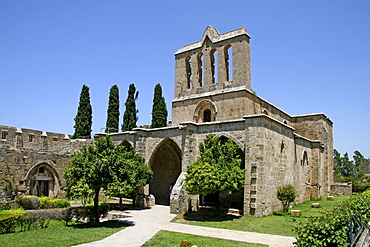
<box><xmin>73</xmin><ymin>85</ymin><xmax>92</xmax><ymax>139</ymax></box>
<box><xmin>151</xmin><ymin>83</ymin><xmax>168</xmax><ymax>128</ymax></box>
<box><xmin>122</xmin><ymin>83</ymin><xmax>138</xmax><ymax>131</ymax></box>
<box><xmin>105</xmin><ymin>85</ymin><xmax>120</xmax><ymax>133</ymax></box>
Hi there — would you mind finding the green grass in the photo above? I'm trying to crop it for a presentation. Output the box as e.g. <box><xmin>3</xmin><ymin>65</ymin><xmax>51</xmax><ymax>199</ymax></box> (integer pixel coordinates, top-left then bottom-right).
<box><xmin>173</xmin><ymin>195</ymin><xmax>350</xmax><ymax>237</ymax></box>
<box><xmin>0</xmin><ymin>220</ymin><xmax>128</xmax><ymax>247</ymax></box>
<box><xmin>142</xmin><ymin>230</ymin><xmax>267</xmax><ymax>247</ymax></box>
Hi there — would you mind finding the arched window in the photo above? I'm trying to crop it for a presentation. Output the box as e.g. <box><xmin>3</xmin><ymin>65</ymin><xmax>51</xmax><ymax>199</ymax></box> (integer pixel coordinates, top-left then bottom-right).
<box><xmin>197</xmin><ymin>52</ymin><xmax>204</xmax><ymax>87</ymax></box>
<box><xmin>224</xmin><ymin>44</ymin><xmax>233</xmax><ymax>82</ymax></box>
<box><xmin>203</xmin><ymin>109</ymin><xmax>211</xmax><ymax>122</ymax></box>
<box><xmin>302</xmin><ymin>151</ymin><xmax>308</xmax><ymax>166</ymax></box>
<box><xmin>185</xmin><ymin>56</ymin><xmax>192</xmax><ymax>89</ymax></box>
<box><xmin>211</xmin><ymin>48</ymin><xmax>218</xmax><ymax>84</ymax></box>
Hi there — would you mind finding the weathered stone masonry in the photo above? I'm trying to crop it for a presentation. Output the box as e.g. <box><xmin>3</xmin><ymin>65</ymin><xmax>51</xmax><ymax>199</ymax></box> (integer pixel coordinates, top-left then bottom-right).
<box><xmin>96</xmin><ymin>26</ymin><xmax>334</xmax><ymax>216</ymax></box>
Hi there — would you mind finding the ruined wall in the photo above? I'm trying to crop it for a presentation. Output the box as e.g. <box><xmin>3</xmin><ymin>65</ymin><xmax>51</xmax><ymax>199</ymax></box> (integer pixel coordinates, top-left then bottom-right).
<box><xmin>0</xmin><ymin>125</ymin><xmax>91</xmax><ymax>201</ymax></box>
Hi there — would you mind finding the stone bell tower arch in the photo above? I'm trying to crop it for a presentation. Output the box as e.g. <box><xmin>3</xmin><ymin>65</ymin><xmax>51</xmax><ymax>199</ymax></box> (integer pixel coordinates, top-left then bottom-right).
<box><xmin>172</xmin><ymin>26</ymin><xmax>252</xmax><ymax>125</ymax></box>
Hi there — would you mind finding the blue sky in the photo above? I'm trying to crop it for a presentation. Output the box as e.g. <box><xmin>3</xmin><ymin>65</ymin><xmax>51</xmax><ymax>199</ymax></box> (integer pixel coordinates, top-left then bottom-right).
<box><xmin>1</xmin><ymin>1</ymin><xmax>369</xmax><ymax>157</ymax></box>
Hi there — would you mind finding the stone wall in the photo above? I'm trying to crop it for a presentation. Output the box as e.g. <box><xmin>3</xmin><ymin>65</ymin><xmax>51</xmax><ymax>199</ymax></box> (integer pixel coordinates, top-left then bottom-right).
<box><xmin>331</xmin><ymin>182</ymin><xmax>352</xmax><ymax>195</ymax></box>
<box><xmin>0</xmin><ymin>125</ymin><xmax>91</xmax><ymax>201</ymax></box>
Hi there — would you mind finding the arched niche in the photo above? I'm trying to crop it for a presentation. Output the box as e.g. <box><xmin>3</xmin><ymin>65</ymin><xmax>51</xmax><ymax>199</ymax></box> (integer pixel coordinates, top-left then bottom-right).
<box><xmin>193</xmin><ymin>99</ymin><xmax>217</xmax><ymax>123</ymax></box>
<box><xmin>25</xmin><ymin>161</ymin><xmax>61</xmax><ymax>197</ymax></box>
<box><xmin>148</xmin><ymin>138</ymin><xmax>182</xmax><ymax>205</ymax></box>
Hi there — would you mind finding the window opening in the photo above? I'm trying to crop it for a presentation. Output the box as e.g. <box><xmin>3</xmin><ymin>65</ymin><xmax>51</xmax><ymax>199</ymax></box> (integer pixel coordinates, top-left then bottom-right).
<box><xmin>203</xmin><ymin>109</ymin><xmax>211</xmax><ymax>122</ymax></box>
<box><xmin>211</xmin><ymin>48</ymin><xmax>218</xmax><ymax>84</ymax></box>
<box><xmin>197</xmin><ymin>53</ymin><xmax>204</xmax><ymax>87</ymax></box>
<box><xmin>1</xmin><ymin>131</ymin><xmax>7</xmax><ymax>140</ymax></box>
<box><xmin>39</xmin><ymin>167</ymin><xmax>45</xmax><ymax>173</ymax></box>
<box><xmin>16</xmin><ymin>135</ymin><xmax>23</xmax><ymax>148</ymax></box>
<box><xmin>224</xmin><ymin>44</ymin><xmax>233</xmax><ymax>82</ymax></box>
<box><xmin>29</xmin><ymin>135</ymin><xmax>34</xmax><ymax>142</ymax></box>
<box><xmin>185</xmin><ymin>56</ymin><xmax>192</xmax><ymax>89</ymax></box>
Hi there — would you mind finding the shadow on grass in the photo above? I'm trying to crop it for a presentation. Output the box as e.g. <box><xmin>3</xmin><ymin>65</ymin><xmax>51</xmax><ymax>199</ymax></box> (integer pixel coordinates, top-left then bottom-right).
<box><xmin>68</xmin><ymin>220</ymin><xmax>130</xmax><ymax>229</ymax></box>
<box><xmin>182</xmin><ymin>207</ymin><xmax>241</xmax><ymax>222</ymax></box>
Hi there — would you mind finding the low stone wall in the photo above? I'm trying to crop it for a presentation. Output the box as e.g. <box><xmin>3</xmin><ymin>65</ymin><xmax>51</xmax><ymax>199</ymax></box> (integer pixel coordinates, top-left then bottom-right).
<box><xmin>331</xmin><ymin>182</ymin><xmax>352</xmax><ymax>195</ymax></box>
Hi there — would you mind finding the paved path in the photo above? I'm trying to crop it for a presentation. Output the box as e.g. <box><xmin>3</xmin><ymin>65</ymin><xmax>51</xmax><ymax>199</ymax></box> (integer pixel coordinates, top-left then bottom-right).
<box><xmin>74</xmin><ymin>205</ymin><xmax>296</xmax><ymax>247</ymax></box>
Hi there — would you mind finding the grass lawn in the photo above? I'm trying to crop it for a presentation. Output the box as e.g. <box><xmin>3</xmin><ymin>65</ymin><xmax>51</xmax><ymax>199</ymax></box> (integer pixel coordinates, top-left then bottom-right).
<box><xmin>172</xmin><ymin>195</ymin><xmax>350</xmax><ymax>237</ymax></box>
<box><xmin>0</xmin><ymin>220</ymin><xmax>128</xmax><ymax>247</ymax></box>
<box><xmin>142</xmin><ymin>230</ymin><xmax>267</xmax><ymax>247</ymax></box>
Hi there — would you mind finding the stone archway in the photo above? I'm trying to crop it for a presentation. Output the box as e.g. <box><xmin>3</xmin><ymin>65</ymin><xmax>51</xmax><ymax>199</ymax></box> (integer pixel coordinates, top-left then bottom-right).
<box><xmin>149</xmin><ymin>138</ymin><xmax>182</xmax><ymax>205</ymax></box>
<box><xmin>25</xmin><ymin>162</ymin><xmax>61</xmax><ymax>197</ymax></box>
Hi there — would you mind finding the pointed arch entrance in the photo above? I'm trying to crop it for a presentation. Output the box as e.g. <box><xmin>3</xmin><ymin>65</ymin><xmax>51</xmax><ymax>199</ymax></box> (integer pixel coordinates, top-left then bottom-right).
<box><xmin>25</xmin><ymin>162</ymin><xmax>61</xmax><ymax>197</ymax></box>
<box><xmin>149</xmin><ymin>138</ymin><xmax>182</xmax><ymax>205</ymax></box>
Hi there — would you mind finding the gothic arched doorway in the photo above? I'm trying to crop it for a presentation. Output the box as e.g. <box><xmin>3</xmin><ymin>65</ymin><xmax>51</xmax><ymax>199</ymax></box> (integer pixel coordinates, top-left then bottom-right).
<box><xmin>149</xmin><ymin>138</ymin><xmax>182</xmax><ymax>205</ymax></box>
<box><xmin>25</xmin><ymin>162</ymin><xmax>60</xmax><ymax>198</ymax></box>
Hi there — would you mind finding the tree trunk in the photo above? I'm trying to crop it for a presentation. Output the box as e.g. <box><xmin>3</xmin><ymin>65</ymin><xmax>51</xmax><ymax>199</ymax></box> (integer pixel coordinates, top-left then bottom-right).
<box><xmin>119</xmin><ymin>196</ymin><xmax>123</xmax><ymax>211</ymax></box>
<box><xmin>93</xmin><ymin>189</ymin><xmax>100</xmax><ymax>225</ymax></box>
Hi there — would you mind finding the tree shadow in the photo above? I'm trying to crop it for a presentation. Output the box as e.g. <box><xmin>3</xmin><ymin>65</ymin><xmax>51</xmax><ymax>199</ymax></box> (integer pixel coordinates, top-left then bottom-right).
<box><xmin>181</xmin><ymin>207</ymin><xmax>241</xmax><ymax>222</ymax></box>
<box><xmin>68</xmin><ymin>220</ymin><xmax>131</xmax><ymax>229</ymax></box>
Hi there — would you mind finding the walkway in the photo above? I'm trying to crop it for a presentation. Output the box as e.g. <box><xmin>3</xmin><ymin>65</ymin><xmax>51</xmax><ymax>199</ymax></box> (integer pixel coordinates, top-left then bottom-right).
<box><xmin>74</xmin><ymin>205</ymin><xmax>296</xmax><ymax>247</ymax></box>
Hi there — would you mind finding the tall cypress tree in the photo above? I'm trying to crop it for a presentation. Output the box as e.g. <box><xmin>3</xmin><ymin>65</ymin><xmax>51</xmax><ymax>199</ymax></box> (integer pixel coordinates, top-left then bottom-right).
<box><xmin>151</xmin><ymin>83</ymin><xmax>168</xmax><ymax>128</ymax></box>
<box><xmin>122</xmin><ymin>83</ymin><xmax>138</xmax><ymax>131</ymax></box>
<box><xmin>73</xmin><ymin>85</ymin><xmax>92</xmax><ymax>139</ymax></box>
<box><xmin>105</xmin><ymin>85</ymin><xmax>120</xmax><ymax>133</ymax></box>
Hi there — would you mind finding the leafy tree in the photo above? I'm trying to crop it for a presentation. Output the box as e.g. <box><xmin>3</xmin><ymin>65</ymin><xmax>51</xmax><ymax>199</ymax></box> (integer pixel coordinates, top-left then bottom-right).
<box><xmin>353</xmin><ymin>150</ymin><xmax>370</xmax><ymax>179</ymax></box>
<box><xmin>334</xmin><ymin>149</ymin><xmax>355</xmax><ymax>179</ymax></box>
<box><xmin>73</xmin><ymin>85</ymin><xmax>92</xmax><ymax>139</ymax></box>
<box><xmin>63</xmin><ymin>136</ymin><xmax>152</xmax><ymax>224</ymax></box>
<box><xmin>105</xmin><ymin>85</ymin><xmax>120</xmax><ymax>133</ymax></box>
<box><xmin>184</xmin><ymin>134</ymin><xmax>245</xmax><ymax>210</ymax></box>
<box><xmin>122</xmin><ymin>84</ymin><xmax>139</xmax><ymax>131</ymax></box>
<box><xmin>276</xmin><ymin>185</ymin><xmax>296</xmax><ymax>213</ymax></box>
<box><xmin>105</xmin><ymin>146</ymin><xmax>153</xmax><ymax>210</ymax></box>
<box><xmin>151</xmin><ymin>83</ymin><xmax>168</xmax><ymax>128</ymax></box>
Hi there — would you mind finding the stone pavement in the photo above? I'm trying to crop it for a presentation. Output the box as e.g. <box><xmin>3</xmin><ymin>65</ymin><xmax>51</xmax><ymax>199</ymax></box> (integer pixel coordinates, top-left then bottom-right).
<box><xmin>74</xmin><ymin>205</ymin><xmax>296</xmax><ymax>247</ymax></box>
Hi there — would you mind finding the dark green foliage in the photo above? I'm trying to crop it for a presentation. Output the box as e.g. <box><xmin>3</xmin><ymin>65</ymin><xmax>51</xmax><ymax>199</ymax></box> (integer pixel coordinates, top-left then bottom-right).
<box><xmin>151</xmin><ymin>83</ymin><xmax>168</xmax><ymax>128</ymax></box>
<box><xmin>294</xmin><ymin>194</ymin><xmax>370</xmax><ymax>246</ymax></box>
<box><xmin>73</xmin><ymin>85</ymin><xmax>93</xmax><ymax>139</ymax></box>
<box><xmin>18</xmin><ymin>196</ymin><xmax>38</xmax><ymax>209</ymax></box>
<box><xmin>122</xmin><ymin>83</ymin><xmax>139</xmax><ymax>131</ymax></box>
<box><xmin>73</xmin><ymin>203</ymin><xmax>110</xmax><ymax>223</ymax></box>
<box><xmin>63</xmin><ymin>136</ymin><xmax>152</xmax><ymax>224</ymax></box>
<box><xmin>276</xmin><ymin>185</ymin><xmax>296</xmax><ymax>213</ymax></box>
<box><xmin>184</xmin><ymin>134</ymin><xmax>245</xmax><ymax>197</ymax></box>
<box><xmin>105</xmin><ymin>85</ymin><xmax>120</xmax><ymax>133</ymax></box>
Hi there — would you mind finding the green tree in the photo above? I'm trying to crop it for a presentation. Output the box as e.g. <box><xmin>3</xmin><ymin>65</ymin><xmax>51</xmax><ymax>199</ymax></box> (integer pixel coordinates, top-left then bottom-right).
<box><xmin>73</xmin><ymin>85</ymin><xmax>92</xmax><ymax>139</ymax></box>
<box><xmin>63</xmin><ymin>136</ymin><xmax>152</xmax><ymax>224</ymax></box>
<box><xmin>122</xmin><ymin>84</ymin><xmax>139</xmax><ymax>131</ymax></box>
<box><xmin>353</xmin><ymin>150</ymin><xmax>370</xmax><ymax>179</ymax></box>
<box><xmin>184</xmin><ymin>134</ymin><xmax>245</xmax><ymax>210</ymax></box>
<box><xmin>276</xmin><ymin>185</ymin><xmax>296</xmax><ymax>213</ymax></box>
<box><xmin>105</xmin><ymin>146</ymin><xmax>153</xmax><ymax>210</ymax></box>
<box><xmin>105</xmin><ymin>85</ymin><xmax>120</xmax><ymax>133</ymax></box>
<box><xmin>151</xmin><ymin>83</ymin><xmax>168</xmax><ymax>128</ymax></box>
<box><xmin>334</xmin><ymin>149</ymin><xmax>355</xmax><ymax>178</ymax></box>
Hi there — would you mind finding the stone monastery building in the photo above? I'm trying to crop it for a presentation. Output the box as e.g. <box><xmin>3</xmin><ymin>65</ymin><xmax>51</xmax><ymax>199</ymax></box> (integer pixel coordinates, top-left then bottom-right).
<box><xmin>1</xmin><ymin>26</ymin><xmax>333</xmax><ymax>217</ymax></box>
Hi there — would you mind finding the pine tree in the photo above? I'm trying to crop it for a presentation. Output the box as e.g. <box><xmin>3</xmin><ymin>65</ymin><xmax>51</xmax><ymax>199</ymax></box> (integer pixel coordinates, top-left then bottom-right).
<box><xmin>122</xmin><ymin>83</ymin><xmax>138</xmax><ymax>131</ymax></box>
<box><xmin>73</xmin><ymin>85</ymin><xmax>92</xmax><ymax>139</ymax></box>
<box><xmin>151</xmin><ymin>83</ymin><xmax>168</xmax><ymax>128</ymax></box>
<box><xmin>105</xmin><ymin>85</ymin><xmax>120</xmax><ymax>133</ymax></box>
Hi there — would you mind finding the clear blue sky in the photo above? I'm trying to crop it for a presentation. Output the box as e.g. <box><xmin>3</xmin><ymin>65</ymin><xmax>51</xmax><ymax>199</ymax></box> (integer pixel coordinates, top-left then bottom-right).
<box><xmin>1</xmin><ymin>1</ymin><xmax>369</xmax><ymax>157</ymax></box>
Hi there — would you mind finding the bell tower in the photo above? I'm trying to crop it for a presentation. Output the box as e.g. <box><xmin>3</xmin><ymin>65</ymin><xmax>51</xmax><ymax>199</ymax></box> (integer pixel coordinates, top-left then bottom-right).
<box><xmin>172</xmin><ymin>26</ymin><xmax>252</xmax><ymax>125</ymax></box>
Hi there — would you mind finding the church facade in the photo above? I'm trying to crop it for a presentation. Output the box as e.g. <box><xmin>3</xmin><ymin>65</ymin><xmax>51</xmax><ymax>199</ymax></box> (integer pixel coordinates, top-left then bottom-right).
<box><xmin>96</xmin><ymin>26</ymin><xmax>334</xmax><ymax>216</ymax></box>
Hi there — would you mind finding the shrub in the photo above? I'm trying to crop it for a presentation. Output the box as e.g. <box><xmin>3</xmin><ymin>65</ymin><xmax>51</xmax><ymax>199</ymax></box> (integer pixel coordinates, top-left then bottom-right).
<box><xmin>276</xmin><ymin>185</ymin><xmax>296</xmax><ymax>213</ymax></box>
<box><xmin>0</xmin><ymin>209</ymin><xmax>26</xmax><ymax>234</ymax></box>
<box><xmin>295</xmin><ymin>195</ymin><xmax>370</xmax><ymax>246</ymax></box>
<box><xmin>19</xmin><ymin>195</ymin><xmax>39</xmax><ymax>209</ymax></box>
<box><xmin>362</xmin><ymin>187</ymin><xmax>370</xmax><ymax>196</ymax></box>
<box><xmin>38</xmin><ymin>197</ymin><xmax>70</xmax><ymax>209</ymax></box>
